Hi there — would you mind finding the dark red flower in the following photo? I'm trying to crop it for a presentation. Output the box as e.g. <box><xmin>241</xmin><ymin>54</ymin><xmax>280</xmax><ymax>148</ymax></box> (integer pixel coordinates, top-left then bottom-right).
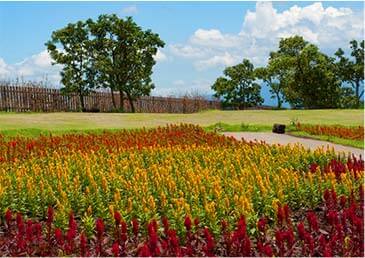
<box><xmin>80</xmin><ymin>232</ymin><xmax>88</xmax><ymax>256</ymax></box>
<box><xmin>138</xmin><ymin>243</ymin><xmax>151</xmax><ymax>257</ymax></box>
<box><xmin>112</xmin><ymin>241</ymin><xmax>119</xmax><ymax>257</ymax></box>
<box><xmin>162</xmin><ymin>216</ymin><xmax>169</xmax><ymax>234</ymax></box>
<box><xmin>297</xmin><ymin>222</ymin><xmax>306</xmax><ymax>240</ymax></box>
<box><xmin>184</xmin><ymin>216</ymin><xmax>192</xmax><ymax>231</ymax></box>
<box><xmin>264</xmin><ymin>244</ymin><xmax>273</xmax><ymax>257</ymax></box>
<box><xmin>194</xmin><ymin>218</ymin><xmax>199</xmax><ymax>227</ymax></box>
<box><xmin>47</xmin><ymin>206</ymin><xmax>54</xmax><ymax>225</ymax></box>
<box><xmin>96</xmin><ymin>218</ymin><xmax>105</xmax><ymax>237</ymax></box>
<box><xmin>54</xmin><ymin>228</ymin><xmax>63</xmax><ymax>245</ymax></box>
<box><xmin>114</xmin><ymin>211</ymin><xmax>121</xmax><ymax>226</ymax></box>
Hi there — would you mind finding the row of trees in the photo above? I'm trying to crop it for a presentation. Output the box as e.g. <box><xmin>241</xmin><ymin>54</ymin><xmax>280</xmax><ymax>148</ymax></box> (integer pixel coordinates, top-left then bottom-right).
<box><xmin>46</xmin><ymin>15</ymin><xmax>164</xmax><ymax>112</ymax></box>
<box><xmin>212</xmin><ymin>36</ymin><xmax>364</xmax><ymax>109</ymax></box>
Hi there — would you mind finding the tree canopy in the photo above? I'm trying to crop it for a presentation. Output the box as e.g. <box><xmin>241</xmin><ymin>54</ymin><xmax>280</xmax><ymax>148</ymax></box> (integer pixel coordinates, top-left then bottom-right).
<box><xmin>213</xmin><ymin>35</ymin><xmax>363</xmax><ymax>110</ymax></box>
<box><xmin>212</xmin><ymin>59</ymin><xmax>263</xmax><ymax>109</ymax></box>
<box><xmin>46</xmin><ymin>15</ymin><xmax>164</xmax><ymax>112</ymax></box>
<box><xmin>335</xmin><ymin>40</ymin><xmax>364</xmax><ymax>108</ymax></box>
<box><xmin>267</xmin><ymin>36</ymin><xmax>342</xmax><ymax>109</ymax></box>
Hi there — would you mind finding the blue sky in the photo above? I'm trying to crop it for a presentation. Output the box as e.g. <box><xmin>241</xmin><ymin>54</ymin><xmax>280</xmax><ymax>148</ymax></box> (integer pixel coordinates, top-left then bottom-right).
<box><xmin>0</xmin><ymin>1</ymin><xmax>364</xmax><ymax>105</ymax></box>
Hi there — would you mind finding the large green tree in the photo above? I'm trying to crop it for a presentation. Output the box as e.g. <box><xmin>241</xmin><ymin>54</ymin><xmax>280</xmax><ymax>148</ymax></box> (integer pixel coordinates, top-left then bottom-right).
<box><xmin>269</xmin><ymin>36</ymin><xmax>342</xmax><ymax>109</ymax></box>
<box><xmin>335</xmin><ymin>40</ymin><xmax>364</xmax><ymax>108</ymax></box>
<box><xmin>255</xmin><ymin>64</ymin><xmax>285</xmax><ymax>109</ymax></box>
<box><xmin>212</xmin><ymin>59</ymin><xmax>263</xmax><ymax>109</ymax></box>
<box><xmin>46</xmin><ymin>21</ymin><xmax>95</xmax><ymax>111</ymax></box>
<box><xmin>88</xmin><ymin>15</ymin><xmax>164</xmax><ymax>112</ymax></box>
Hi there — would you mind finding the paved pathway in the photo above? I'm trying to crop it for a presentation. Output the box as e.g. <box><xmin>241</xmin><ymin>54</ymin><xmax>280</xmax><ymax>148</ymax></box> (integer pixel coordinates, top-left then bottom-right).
<box><xmin>223</xmin><ymin>132</ymin><xmax>364</xmax><ymax>157</ymax></box>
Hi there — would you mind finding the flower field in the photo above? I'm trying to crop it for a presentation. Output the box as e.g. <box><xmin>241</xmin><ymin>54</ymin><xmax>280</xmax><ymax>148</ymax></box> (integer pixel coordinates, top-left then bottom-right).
<box><xmin>0</xmin><ymin>124</ymin><xmax>363</xmax><ymax>256</ymax></box>
<box><xmin>295</xmin><ymin>123</ymin><xmax>364</xmax><ymax>141</ymax></box>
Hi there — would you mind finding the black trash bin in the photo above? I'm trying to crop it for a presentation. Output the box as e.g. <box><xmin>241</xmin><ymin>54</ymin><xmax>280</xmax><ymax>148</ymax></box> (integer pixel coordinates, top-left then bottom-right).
<box><xmin>272</xmin><ymin>124</ymin><xmax>286</xmax><ymax>134</ymax></box>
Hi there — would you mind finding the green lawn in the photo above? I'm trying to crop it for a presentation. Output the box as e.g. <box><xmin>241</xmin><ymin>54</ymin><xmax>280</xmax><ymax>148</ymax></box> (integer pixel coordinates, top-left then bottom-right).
<box><xmin>0</xmin><ymin>109</ymin><xmax>363</xmax><ymax>138</ymax></box>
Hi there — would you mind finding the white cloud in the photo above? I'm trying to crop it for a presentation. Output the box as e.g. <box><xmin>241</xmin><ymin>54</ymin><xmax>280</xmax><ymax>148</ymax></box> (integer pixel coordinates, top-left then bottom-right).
<box><xmin>195</xmin><ymin>52</ymin><xmax>239</xmax><ymax>70</ymax></box>
<box><xmin>0</xmin><ymin>58</ymin><xmax>12</xmax><ymax>77</ymax></box>
<box><xmin>122</xmin><ymin>5</ymin><xmax>138</xmax><ymax>15</ymax></box>
<box><xmin>154</xmin><ymin>49</ymin><xmax>167</xmax><ymax>62</ymax></box>
<box><xmin>169</xmin><ymin>1</ymin><xmax>363</xmax><ymax>69</ymax></box>
<box><xmin>169</xmin><ymin>44</ymin><xmax>207</xmax><ymax>58</ymax></box>
<box><xmin>0</xmin><ymin>50</ymin><xmax>62</xmax><ymax>85</ymax></box>
<box><xmin>190</xmin><ymin>29</ymin><xmax>241</xmax><ymax>48</ymax></box>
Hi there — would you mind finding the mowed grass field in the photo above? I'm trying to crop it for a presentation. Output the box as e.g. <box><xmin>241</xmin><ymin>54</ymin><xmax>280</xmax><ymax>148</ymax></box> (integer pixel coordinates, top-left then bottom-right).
<box><xmin>0</xmin><ymin>109</ymin><xmax>363</xmax><ymax>138</ymax></box>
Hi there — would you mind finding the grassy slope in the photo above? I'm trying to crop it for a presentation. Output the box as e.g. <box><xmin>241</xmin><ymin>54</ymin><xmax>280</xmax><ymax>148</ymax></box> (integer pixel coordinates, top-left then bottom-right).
<box><xmin>0</xmin><ymin>109</ymin><xmax>363</xmax><ymax>139</ymax></box>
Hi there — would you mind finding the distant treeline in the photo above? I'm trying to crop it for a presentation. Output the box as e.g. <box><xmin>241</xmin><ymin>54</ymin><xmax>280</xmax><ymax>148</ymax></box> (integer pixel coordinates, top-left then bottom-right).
<box><xmin>212</xmin><ymin>36</ymin><xmax>364</xmax><ymax>109</ymax></box>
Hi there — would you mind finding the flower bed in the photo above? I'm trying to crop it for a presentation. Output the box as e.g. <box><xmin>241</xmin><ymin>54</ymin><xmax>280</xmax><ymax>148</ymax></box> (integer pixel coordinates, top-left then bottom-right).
<box><xmin>295</xmin><ymin>123</ymin><xmax>364</xmax><ymax>141</ymax></box>
<box><xmin>0</xmin><ymin>124</ymin><xmax>363</xmax><ymax>256</ymax></box>
<box><xmin>1</xmin><ymin>187</ymin><xmax>363</xmax><ymax>256</ymax></box>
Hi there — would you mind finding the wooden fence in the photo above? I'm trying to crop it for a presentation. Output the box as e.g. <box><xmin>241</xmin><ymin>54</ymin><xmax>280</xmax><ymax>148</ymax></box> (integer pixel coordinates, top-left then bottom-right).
<box><xmin>0</xmin><ymin>85</ymin><xmax>221</xmax><ymax>113</ymax></box>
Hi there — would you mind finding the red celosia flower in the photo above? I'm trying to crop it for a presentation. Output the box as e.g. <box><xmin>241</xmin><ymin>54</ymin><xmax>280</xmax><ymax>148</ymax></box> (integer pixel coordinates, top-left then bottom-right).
<box><xmin>297</xmin><ymin>222</ymin><xmax>306</xmax><ymax>240</ymax></box>
<box><xmin>68</xmin><ymin>212</ymin><xmax>77</xmax><ymax>231</ymax></box>
<box><xmin>285</xmin><ymin>229</ymin><xmax>295</xmax><ymax>248</ymax></box>
<box><xmin>112</xmin><ymin>241</ymin><xmax>119</xmax><ymax>257</ymax></box>
<box><xmin>339</xmin><ymin>196</ymin><xmax>347</xmax><ymax>208</ymax></box>
<box><xmin>80</xmin><ymin>232</ymin><xmax>88</xmax><ymax>256</ymax></box>
<box><xmin>257</xmin><ymin>241</ymin><xmax>263</xmax><ymax>253</ymax></box>
<box><xmin>194</xmin><ymin>218</ymin><xmax>199</xmax><ymax>227</ymax></box>
<box><xmin>96</xmin><ymin>218</ymin><xmax>105</xmax><ymax>236</ymax></box>
<box><xmin>319</xmin><ymin>234</ymin><xmax>327</xmax><ymax>249</ymax></box>
<box><xmin>324</xmin><ymin>189</ymin><xmax>331</xmax><ymax>207</ymax></box>
<box><xmin>147</xmin><ymin>221</ymin><xmax>159</xmax><ymax>255</ymax></box>
<box><xmin>121</xmin><ymin>220</ymin><xmax>127</xmax><ymax>235</ymax></box>
<box><xmin>326</xmin><ymin>210</ymin><xmax>338</xmax><ymax>225</ymax></box>
<box><xmin>114</xmin><ymin>211</ymin><xmax>121</xmax><ymax>226</ymax></box>
<box><xmin>275</xmin><ymin>230</ymin><xmax>285</xmax><ymax>255</ymax></box>
<box><xmin>331</xmin><ymin>189</ymin><xmax>337</xmax><ymax>206</ymax></box>
<box><xmin>283</xmin><ymin>204</ymin><xmax>290</xmax><ymax>224</ymax></box>
<box><xmin>26</xmin><ymin>220</ymin><xmax>33</xmax><ymax>242</ymax></box>
<box><xmin>277</xmin><ymin>204</ymin><xmax>284</xmax><ymax>226</ymax></box>
<box><xmin>16</xmin><ymin>213</ymin><xmax>24</xmax><ymax>234</ymax></box>
<box><xmin>309</xmin><ymin>163</ymin><xmax>318</xmax><ymax>173</ymax></box>
<box><xmin>162</xmin><ymin>216</ymin><xmax>169</xmax><ymax>234</ymax></box>
<box><xmin>264</xmin><ymin>244</ymin><xmax>273</xmax><ymax>257</ymax></box>
<box><xmin>203</xmin><ymin>227</ymin><xmax>215</xmax><ymax>256</ymax></box>
<box><xmin>34</xmin><ymin>223</ymin><xmax>42</xmax><ymax>241</ymax></box>
<box><xmin>323</xmin><ymin>245</ymin><xmax>332</xmax><ymax>257</ymax></box>
<box><xmin>139</xmin><ymin>243</ymin><xmax>151</xmax><ymax>257</ymax></box>
<box><xmin>54</xmin><ymin>228</ymin><xmax>63</xmax><ymax>245</ymax></box>
<box><xmin>307</xmin><ymin>211</ymin><xmax>319</xmax><ymax>232</ymax></box>
<box><xmin>237</xmin><ymin>215</ymin><xmax>246</xmax><ymax>237</ymax></box>
<box><xmin>47</xmin><ymin>206</ymin><xmax>54</xmax><ymax>225</ymax></box>
<box><xmin>184</xmin><ymin>216</ymin><xmax>192</xmax><ymax>231</ymax></box>
<box><xmin>242</xmin><ymin>236</ymin><xmax>251</xmax><ymax>256</ymax></box>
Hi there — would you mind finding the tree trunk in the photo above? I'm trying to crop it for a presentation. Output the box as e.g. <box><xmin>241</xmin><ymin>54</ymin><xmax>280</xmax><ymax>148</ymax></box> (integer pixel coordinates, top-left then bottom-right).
<box><xmin>110</xmin><ymin>88</ymin><xmax>116</xmax><ymax>109</ymax></box>
<box><xmin>126</xmin><ymin>92</ymin><xmax>135</xmax><ymax>113</ymax></box>
<box><xmin>119</xmin><ymin>90</ymin><xmax>124</xmax><ymax>112</ymax></box>
<box><xmin>276</xmin><ymin>93</ymin><xmax>282</xmax><ymax>109</ymax></box>
<box><xmin>79</xmin><ymin>90</ymin><xmax>85</xmax><ymax>112</ymax></box>
<box><xmin>355</xmin><ymin>80</ymin><xmax>360</xmax><ymax>108</ymax></box>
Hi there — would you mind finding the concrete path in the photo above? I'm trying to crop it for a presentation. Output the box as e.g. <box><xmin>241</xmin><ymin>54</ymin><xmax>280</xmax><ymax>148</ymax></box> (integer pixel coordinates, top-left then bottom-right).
<box><xmin>223</xmin><ymin>132</ymin><xmax>364</xmax><ymax>157</ymax></box>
